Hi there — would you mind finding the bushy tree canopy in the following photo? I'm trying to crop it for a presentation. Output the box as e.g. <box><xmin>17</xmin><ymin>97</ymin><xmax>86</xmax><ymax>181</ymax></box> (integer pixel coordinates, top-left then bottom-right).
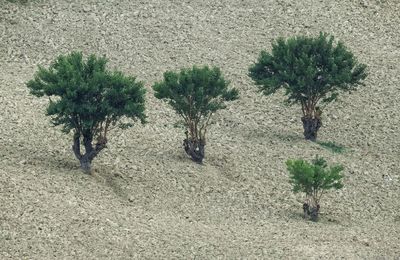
<box><xmin>153</xmin><ymin>66</ymin><xmax>238</xmax><ymax>122</ymax></box>
<box><xmin>286</xmin><ymin>157</ymin><xmax>344</xmax><ymax>196</ymax></box>
<box><xmin>249</xmin><ymin>32</ymin><xmax>367</xmax><ymax>110</ymax></box>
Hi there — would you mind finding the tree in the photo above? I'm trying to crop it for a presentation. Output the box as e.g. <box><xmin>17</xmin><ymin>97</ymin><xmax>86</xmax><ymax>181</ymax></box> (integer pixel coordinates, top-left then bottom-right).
<box><xmin>152</xmin><ymin>66</ymin><xmax>239</xmax><ymax>163</ymax></box>
<box><xmin>249</xmin><ymin>32</ymin><xmax>367</xmax><ymax>141</ymax></box>
<box><xmin>286</xmin><ymin>156</ymin><xmax>344</xmax><ymax>221</ymax></box>
<box><xmin>27</xmin><ymin>52</ymin><xmax>146</xmax><ymax>173</ymax></box>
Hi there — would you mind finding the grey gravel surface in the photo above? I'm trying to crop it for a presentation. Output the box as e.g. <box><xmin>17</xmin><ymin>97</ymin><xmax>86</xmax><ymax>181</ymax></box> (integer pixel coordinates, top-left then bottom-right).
<box><xmin>1</xmin><ymin>0</ymin><xmax>400</xmax><ymax>258</ymax></box>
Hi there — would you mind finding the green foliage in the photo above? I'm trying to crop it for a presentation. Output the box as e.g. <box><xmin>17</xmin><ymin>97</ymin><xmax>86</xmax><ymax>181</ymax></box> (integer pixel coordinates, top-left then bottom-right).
<box><xmin>286</xmin><ymin>156</ymin><xmax>344</xmax><ymax>206</ymax></box>
<box><xmin>153</xmin><ymin>66</ymin><xmax>239</xmax><ymax>124</ymax></box>
<box><xmin>287</xmin><ymin>156</ymin><xmax>344</xmax><ymax>193</ymax></box>
<box><xmin>152</xmin><ymin>65</ymin><xmax>238</xmax><ymax>162</ymax></box>
<box><xmin>249</xmin><ymin>32</ymin><xmax>367</xmax><ymax>118</ymax></box>
<box><xmin>27</xmin><ymin>51</ymin><xmax>146</xmax><ymax>172</ymax></box>
<box><xmin>317</xmin><ymin>141</ymin><xmax>346</xmax><ymax>154</ymax></box>
<box><xmin>28</xmin><ymin>51</ymin><xmax>146</xmax><ymax>133</ymax></box>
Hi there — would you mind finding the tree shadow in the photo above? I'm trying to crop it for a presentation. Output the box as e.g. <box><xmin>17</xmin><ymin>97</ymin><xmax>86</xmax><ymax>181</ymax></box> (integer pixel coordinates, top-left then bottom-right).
<box><xmin>272</xmin><ymin>131</ymin><xmax>304</xmax><ymax>143</ymax></box>
<box><xmin>8</xmin><ymin>144</ymin><xmax>80</xmax><ymax>173</ymax></box>
<box><xmin>317</xmin><ymin>141</ymin><xmax>347</xmax><ymax>154</ymax></box>
<box><xmin>92</xmin><ymin>165</ymin><xmax>131</xmax><ymax>201</ymax></box>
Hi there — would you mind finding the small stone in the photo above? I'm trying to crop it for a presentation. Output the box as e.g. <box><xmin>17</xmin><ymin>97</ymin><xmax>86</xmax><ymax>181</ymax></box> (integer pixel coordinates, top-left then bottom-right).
<box><xmin>114</xmin><ymin>172</ymin><xmax>123</xmax><ymax>178</ymax></box>
<box><xmin>361</xmin><ymin>239</ymin><xmax>370</xmax><ymax>247</ymax></box>
<box><xmin>19</xmin><ymin>160</ymin><xmax>26</xmax><ymax>165</ymax></box>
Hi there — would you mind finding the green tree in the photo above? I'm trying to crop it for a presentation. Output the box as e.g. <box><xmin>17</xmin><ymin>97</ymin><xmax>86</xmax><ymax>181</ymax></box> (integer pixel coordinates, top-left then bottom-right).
<box><xmin>153</xmin><ymin>66</ymin><xmax>239</xmax><ymax>163</ymax></box>
<box><xmin>249</xmin><ymin>32</ymin><xmax>367</xmax><ymax>141</ymax></box>
<box><xmin>27</xmin><ymin>52</ymin><xmax>146</xmax><ymax>173</ymax></box>
<box><xmin>286</xmin><ymin>156</ymin><xmax>344</xmax><ymax>221</ymax></box>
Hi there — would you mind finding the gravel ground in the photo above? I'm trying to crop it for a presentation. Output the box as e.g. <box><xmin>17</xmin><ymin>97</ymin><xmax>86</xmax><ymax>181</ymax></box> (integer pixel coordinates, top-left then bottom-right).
<box><xmin>1</xmin><ymin>0</ymin><xmax>400</xmax><ymax>258</ymax></box>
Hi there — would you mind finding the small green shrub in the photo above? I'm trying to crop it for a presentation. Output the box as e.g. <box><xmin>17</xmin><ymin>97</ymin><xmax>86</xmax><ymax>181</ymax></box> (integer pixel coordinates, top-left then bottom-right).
<box><xmin>286</xmin><ymin>156</ymin><xmax>344</xmax><ymax>221</ymax></box>
<box><xmin>249</xmin><ymin>32</ymin><xmax>367</xmax><ymax>141</ymax></box>
<box><xmin>27</xmin><ymin>51</ymin><xmax>146</xmax><ymax>173</ymax></box>
<box><xmin>152</xmin><ymin>65</ymin><xmax>239</xmax><ymax>163</ymax></box>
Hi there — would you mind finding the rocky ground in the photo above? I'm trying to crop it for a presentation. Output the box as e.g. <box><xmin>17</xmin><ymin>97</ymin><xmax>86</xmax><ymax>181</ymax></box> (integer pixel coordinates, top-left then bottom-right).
<box><xmin>1</xmin><ymin>0</ymin><xmax>400</xmax><ymax>258</ymax></box>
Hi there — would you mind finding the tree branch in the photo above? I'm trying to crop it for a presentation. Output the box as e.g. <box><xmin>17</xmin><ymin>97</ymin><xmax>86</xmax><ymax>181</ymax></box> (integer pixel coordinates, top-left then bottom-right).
<box><xmin>72</xmin><ymin>132</ymin><xmax>82</xmax><ymax>160</ymax></box>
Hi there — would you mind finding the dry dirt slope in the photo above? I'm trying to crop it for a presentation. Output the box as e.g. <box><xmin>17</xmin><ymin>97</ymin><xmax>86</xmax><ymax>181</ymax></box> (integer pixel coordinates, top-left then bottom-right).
<box><xmin>0</xmin><ymin>0</ymin><xmax>400</xmax><ymax>259</ymax></box>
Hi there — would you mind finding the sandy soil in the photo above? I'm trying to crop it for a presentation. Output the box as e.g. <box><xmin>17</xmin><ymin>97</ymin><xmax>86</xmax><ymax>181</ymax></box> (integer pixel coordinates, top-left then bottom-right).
<box><xmin>1</xmin><ymin>0</ymin><xmax>400</xmax><ymax>258</ymax></box>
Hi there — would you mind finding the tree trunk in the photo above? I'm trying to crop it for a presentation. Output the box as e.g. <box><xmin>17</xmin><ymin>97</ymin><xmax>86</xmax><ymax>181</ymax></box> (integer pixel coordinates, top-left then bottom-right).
<box><xmin>303</xmin><ymin>202</ymin><xmax>320</xmax><ymax>221</ymax></box>
<box><xmin>309</xmin><ymin>205</ymin><xmax>320</xmax><ymax>222</ymax></box>
<box><xmin>79</xmin><ymin>156</ymin><xmax>92</xmax><ymax>174</ymax></box>
<box><xmin>71</xmin><ymin>132</ymin><xmax>107</xmax><ymax>174</ymax></box>
<box><xmin>183</xmin><ymin>138</ymin><xmax>205</xmax><ymax>163</ymax></box>
<box><xmin>301</xmin><ymin>116</ymin><xmax>322</xmax><ymax>141</ymax></box>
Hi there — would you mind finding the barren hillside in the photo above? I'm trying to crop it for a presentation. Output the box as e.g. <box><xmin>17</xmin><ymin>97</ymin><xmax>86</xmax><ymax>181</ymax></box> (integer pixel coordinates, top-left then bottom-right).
<box><xmin>1</xmin><ymin>0</ymin><xmax>399</xmax><ymax>258</ymax></box>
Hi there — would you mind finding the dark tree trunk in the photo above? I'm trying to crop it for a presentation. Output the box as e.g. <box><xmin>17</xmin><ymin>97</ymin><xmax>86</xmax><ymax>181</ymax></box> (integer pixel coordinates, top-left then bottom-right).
<box><xmin>303</xmin><ymin>203</ymin><xmax>310</xmax><ymax>219</ymax></box>
<box><xmin>309</xmin><ymin>205</ymin><xmax>320</xmax><ymax>222</ymax></box>
<box><xmin>301</xmin><ymin>116</ymin><xmax>322</xmax><ymax>141</ymax></box>
<box><xmin>79</xmin><ymin>156</ymin><xmax>92</xmax><ymax>174</ymax></box>
<box><xmin>303</xmin><ymin>203</ymin><xmax>320</xmax><ymax>221</ymax></box>
<box><xmin>183</xmin><ymin>138</ymin><xmax>205</xmax><ymax>163</ymax></box>
<box><xmin>72</xmin><ymin>132</ymin><xmax>107</xmax><ymax>174</ymax></box>
<box><xmin>72</xmin><ymin>132</ymin><xmax>82</xmax><ymax>161</ymax></box>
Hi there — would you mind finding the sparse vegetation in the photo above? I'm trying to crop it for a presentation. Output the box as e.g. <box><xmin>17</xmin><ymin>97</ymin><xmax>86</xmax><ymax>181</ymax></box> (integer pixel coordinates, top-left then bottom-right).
<box><xmin>152</xmin><ymin>65</ymin><xmax>239</xmax><ymax>163</ymax></box>
<box><xmin>6</xmin><ymin>0</ymin><xmax>29</xmax><ymax>4</ymax></box>
<box><xmin>27</xmin><ymin>51</ymin><xmax>146</xmax><ymax>173</ymax></box>
<box><xmin>317</xmin><ymin>141</ymin><xmax>346</xmax><ymax>154</ymax></box>
<box><xmin>2</xmin><ymin>0</ymin><xmax>400</xmax><ymax>257</ymax></box>
<box><xmin>249</xmin><ymin>32</ymin><xmax>367</xmax><ymax>141</ymax></box>
<box><xmin>286</xmin><ymin>156</ymin><xmax>344</xmax><ymax>221</ymax></box>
